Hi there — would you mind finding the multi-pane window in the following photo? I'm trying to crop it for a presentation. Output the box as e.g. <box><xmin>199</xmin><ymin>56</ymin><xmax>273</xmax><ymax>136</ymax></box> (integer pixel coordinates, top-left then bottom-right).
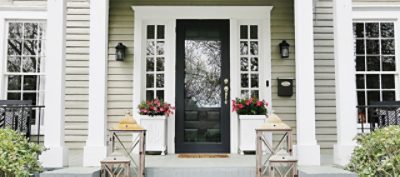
<box><xmin>353</xmin><ymin>22</ymin><xmax>397</xmax><ymax>122</ymax></box>
<box><xmin>145</xmin><ymin>25</ymin><xmax>165</xmax><ymax>101</ymax></box>
<box><xmin>5</xmin><ymin>21</ymin><xmax>46</xmax><ymax>130</ymax></box>
<box><xmin>240</xmin><ymin>25</ymin><xmax>260</xmax><ymax>98</ymax></box>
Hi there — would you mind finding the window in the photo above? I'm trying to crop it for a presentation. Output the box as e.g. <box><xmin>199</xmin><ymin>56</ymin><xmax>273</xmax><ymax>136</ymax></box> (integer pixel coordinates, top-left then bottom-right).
<box><xmin>4</xmin><ymin>20</ymin><xmax>46</xmax><ymax>132</ymax></box>
<box><xmin>240</xmin><ymin>25</ymin><xmax>260</xmax><ymax>98</ymax></box>
<box><xmin>145</xmin><ymin>25</ymin><xmax>165</xmax><ymax>101</ymax></box>
<box><xmin>353</xmin><ymin>22</ymin><xmax>397</xmax><ymax>123</ymax></box>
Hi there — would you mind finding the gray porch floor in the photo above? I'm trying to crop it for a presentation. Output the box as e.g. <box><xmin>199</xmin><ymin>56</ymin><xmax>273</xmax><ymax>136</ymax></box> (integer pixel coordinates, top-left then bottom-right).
<box><xmin>68</xmin><ymin>149</ymin><xmax>334</xmax><ymax>167</ymax></box>
<box><xmin>42</xmin><ymin>151</ymin><xmax>356</xmax><ymax>177</ymax></box>
<box><xmin>146</xmin><ymin>154</ymin><xmax>255</xmax><ymax>168</ymax></box>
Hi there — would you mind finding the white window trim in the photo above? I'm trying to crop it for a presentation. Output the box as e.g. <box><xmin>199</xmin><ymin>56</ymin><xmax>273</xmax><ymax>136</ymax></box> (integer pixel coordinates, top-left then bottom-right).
<box><xmin>143</xmin><ymin>23</ymin><xmax>167</xmax><ymax>101</ymax></box>
<box><xmin>0</xmin><ymin>11</ymin><xmax>47</xmax><ymax>134</ymax></box>
<box><xmin>132</xmin><ymin>6</ymin><xmax>273</xmax><ymax>154</ymax></box>
<box><xmin>238</xmin><ymin>21</ymin><xmax>265</xmax><ymax>99</ymax></box>
<box><xmin>353</xmin><ymin>8</ymin><xmax>400</xmax><ymax>132</ymax></box>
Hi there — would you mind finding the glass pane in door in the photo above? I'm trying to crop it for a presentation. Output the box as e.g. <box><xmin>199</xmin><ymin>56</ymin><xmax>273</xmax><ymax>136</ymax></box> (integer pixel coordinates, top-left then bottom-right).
<box><xmin>183</xmin><ymin>29</ymin><xmax>222</xmax><ymax>143</ymax></box>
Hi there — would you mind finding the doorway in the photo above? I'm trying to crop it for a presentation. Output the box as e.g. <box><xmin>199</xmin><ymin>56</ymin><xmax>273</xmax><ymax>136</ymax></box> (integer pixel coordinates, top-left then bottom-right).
<box><xmin>175</xmin><ymin>20</ymin><xmax>230</xmax><ymax>153</ymax></box>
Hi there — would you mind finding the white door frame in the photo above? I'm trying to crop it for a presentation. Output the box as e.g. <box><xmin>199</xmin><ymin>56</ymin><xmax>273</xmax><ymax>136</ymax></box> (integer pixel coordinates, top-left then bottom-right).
<box><xmin>132</xmin><ymin>6</ymin><xmax>273</xmax><ymax>154</ymax></box>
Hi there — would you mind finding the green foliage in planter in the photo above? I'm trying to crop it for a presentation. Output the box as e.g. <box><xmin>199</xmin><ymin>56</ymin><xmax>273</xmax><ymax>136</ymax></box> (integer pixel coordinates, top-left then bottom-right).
<box><xmin>232</xmin><ymin>97</ymin><xmax>268</xmax><ymax>115</ymax></box>
<box><xmin>0</xmin><ymin>128</ymin><xmax>44</xmax><ymax>177</ymax></box>
<box><xmin>346</xmin><ymin>125</ymin><xmax>400</xmax><ymax>177</ymax></box>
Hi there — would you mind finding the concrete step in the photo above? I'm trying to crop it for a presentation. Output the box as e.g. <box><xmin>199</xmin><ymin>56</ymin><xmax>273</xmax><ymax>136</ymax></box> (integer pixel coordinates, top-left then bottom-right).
<box><xmin>39</xmin><ymin>166</ymin><xmax>357</xmax><ymax>177</ymax></box>
<box><xmin>146</xmin><ymin>167</ymin><xmax>255</xmax><ymax>177</ymax></box>
<box><xmin>145</xmin><ymin>155</ymin><xmax>256</xmax><ymax>177</ymax></box>
<box><xmin>40</xmin><ymin>167</ymin><xmax>100</xmax><ymax>177</ymax></box>
<box><xmin>39</xmin><ymin>156</ymin><xmax>357</xmax><ymax>177</ymax></box>
<box><xmin>298</xmin><ymin>166</ymin><xmax>357</xmax><ymax>177</ymax></box>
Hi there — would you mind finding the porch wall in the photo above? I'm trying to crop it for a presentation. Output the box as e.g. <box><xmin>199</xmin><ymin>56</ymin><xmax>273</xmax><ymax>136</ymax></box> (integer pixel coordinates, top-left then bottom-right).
<box><xmin>107</xmin><ymin>0</ymin><xmax>298</xmax><ymax>144</ymax></box>
<box><xmin>1</xmin><ymin>0</ymin><xmax>342</xmax><ymax>159</ymax></box>
<box><xmin>314</xmin><ymin>0</ymin><xmax>337</xmax><ymax>152</ymax></box>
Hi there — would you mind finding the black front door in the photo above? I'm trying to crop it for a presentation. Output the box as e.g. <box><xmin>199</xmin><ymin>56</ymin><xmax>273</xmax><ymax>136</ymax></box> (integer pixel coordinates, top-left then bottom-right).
<box><xmin>175</xmin><ymin>20</ymin><xmax>230</xmax><ymax>153</ymax></box>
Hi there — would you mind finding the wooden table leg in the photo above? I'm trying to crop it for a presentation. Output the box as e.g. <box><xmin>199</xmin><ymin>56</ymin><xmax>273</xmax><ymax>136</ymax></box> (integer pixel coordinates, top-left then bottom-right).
<box><xmin>288</xmin><ymin>130</ymin><xmax>293</xmax><ymax>155</ymax></box>
<box><xmin>256</xmin><ymin>131</ymin><xmax>262</xmax><ymax>177</ymax></box>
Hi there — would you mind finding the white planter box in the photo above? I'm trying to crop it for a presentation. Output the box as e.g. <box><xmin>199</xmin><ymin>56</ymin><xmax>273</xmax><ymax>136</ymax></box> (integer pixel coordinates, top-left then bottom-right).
<box><xmin>239</xmin><ymin>115</ymin><xmax>266</xmax><ymax>153</ymax></box>
<box><xmin>139</xmin><ymin>115</ymin><xmax>167</xmax><ymax>155</ymax></box>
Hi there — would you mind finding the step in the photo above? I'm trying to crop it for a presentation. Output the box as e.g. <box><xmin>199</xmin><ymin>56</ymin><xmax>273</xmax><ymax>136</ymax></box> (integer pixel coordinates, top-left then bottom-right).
<box><xmin>145</xmin><ymin>154</ymin><xmax>256</xmax><ymax>177</ymax></box>
<box><xmin>146</xmin><ymin>167</ymin><xmax>255</xmax><ymax>177</ymax></box>
<box><xmin>40</xmin><ymin>167</ymin><xmax>100</xmax><ymax>177</ymax></box>
<box><xmin>39</xmin><ymin>156</ymin><xmax>357</xmax><ymax>177</ymax></box>
<box><xmin>298</xmin><ymin>166</ymin><xmax>357</xmax><ymax>177</ymax></box>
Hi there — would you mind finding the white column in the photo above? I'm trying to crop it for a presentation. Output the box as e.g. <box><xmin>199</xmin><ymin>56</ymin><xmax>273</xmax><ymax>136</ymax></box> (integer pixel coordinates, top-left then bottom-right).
<box><xmin>294</xmin><ymin>0</ymin><xmax>321</xmax><ymax>166</ymax></box>
<box><xmin>39</xmin><ymin>0</ymin><xmax>68</xmax><ymax>168</ymax></box>
<box><xmin>83</xmin><ymin>0</ymin><xmax>109</xmax><ymax>166</ymax></box>
<box><xmin>333</xmin><ymin>0</ymin><xmax>358</xmax><ymax>166</ymax></box>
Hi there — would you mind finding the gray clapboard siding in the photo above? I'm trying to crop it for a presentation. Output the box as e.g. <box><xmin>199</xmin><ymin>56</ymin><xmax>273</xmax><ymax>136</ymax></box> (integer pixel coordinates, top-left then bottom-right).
<box><xmin>1</xmin><ymin>0</ymin><xmax>46</xmax><ymax>6</ymax></box>
<box><xmin>0</xmin><ymin>0</ymin><xmax>46</xmax><ymax>7</ymax></box>
<box><xmin>108</xmin><ymin>0</ymin><xmax>297</xmax><ymax>144</ymax></box>
<box><xmin>65</xmin><ymin>0</ymin><xmax>90</xmax><ymax>150</ymax></box>
<box><xmin>352</xmin><ymin>0</ymin><xmax>400</xmax><ymax>8</ymax></box>
<box><xmin>314</xmin><ymin>0</ymin><xmax>337</xmax><ymax>150</ymax></box>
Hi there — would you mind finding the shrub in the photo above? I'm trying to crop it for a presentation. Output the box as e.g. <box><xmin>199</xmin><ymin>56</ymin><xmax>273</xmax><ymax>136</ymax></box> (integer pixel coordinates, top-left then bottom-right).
<box><xmin>346</xmin><ymin>125</ymin><xmax>400</xmax><ymax>177</ymax></box>
<box><xmin>0</xmin><ymin>128</ymin><xmax>44</xmax><ymax>177</ymax></box>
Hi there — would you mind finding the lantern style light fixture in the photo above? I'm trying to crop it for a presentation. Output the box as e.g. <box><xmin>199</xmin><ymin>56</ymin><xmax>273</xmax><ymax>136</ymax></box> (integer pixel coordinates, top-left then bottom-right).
<box><xmin>279</xmin><ymin>40</ymin><xmax>290</xmax><ymax>59</ymax></box>
<box><xmin>255</xmin><ymin>114</ymin><xmax>296</xmax><ymax>177</ymax></box>
<box><xmin>115</xmin><ymin>43</ymin><xmax>127</xmax><ymax>61</ymax></box>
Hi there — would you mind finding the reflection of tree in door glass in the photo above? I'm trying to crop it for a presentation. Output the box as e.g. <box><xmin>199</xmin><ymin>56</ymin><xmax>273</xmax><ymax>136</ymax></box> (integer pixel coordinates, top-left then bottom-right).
<box><xmin>184</xmin><ymin>40</ymin><xmax>222</xmax><ymax>108</ymax></box>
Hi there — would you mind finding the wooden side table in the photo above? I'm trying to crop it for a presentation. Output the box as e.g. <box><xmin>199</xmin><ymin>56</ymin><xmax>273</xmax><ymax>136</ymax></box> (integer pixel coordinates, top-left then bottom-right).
<box><xmin>268</xmin><ymin>153</ymin><xmax>298</xmax><ymax>177</ymax></box>
<box><xmin>100</xmin><ymin>156</ymin><xmax>131</xmax><ymax>177</ymax></box>
<box><xmin>255</xmin><ymin>114</ymin><xmax>296</xmax><ymax>177</ymax></box>
<box><xmin>108</xmin><ymin>129</ymin><xmax>146</xmax><ymax>177</ymax></box>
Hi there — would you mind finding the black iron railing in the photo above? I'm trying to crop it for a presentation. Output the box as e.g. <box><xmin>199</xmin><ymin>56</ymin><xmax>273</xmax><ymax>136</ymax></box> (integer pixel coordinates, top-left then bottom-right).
<box><xmin>357</xmin><ymin>101</ymin><xmax>400</xmax><ymax>133</ymax></box>
<box><xmin>0</xmin><ymin>100</ymin><xmax>45</xmax><ymax>144</ymax></box>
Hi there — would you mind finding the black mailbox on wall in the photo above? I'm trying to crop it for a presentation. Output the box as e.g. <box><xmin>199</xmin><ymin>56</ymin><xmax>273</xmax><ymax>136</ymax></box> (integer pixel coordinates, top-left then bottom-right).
<box><xmin>277</xmin><ymin>78</ymin><xmax>293</xmax><ymax>97</ymax></box>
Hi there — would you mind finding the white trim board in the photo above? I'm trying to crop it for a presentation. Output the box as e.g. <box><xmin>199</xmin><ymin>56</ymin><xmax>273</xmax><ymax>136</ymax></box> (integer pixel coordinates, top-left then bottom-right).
<box><xmin>132</xmin><ymin>6</ymin><xmax>273</xmax><ymax>154</ymax></box>
<box><xmin>353</xmin><ymin>4</ymin><xmax>400</xmax><ymax>12</ymax></box>
<box><xmin>132</xmin><ymin>6</ymin><xmax>273</xmax><ymax>19</ymax></box>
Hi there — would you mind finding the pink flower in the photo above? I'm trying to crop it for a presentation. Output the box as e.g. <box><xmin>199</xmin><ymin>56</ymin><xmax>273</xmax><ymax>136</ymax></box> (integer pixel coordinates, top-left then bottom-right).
<box><xmin>245</xmin><ymin>100</ymin><xmax>251</xmax><ymax>106</ymax></box>
<box><xmin>232</xmin><ymin>100</ymin><xmax>237</xmax><ymax>112</ymax></box>
<box><xmin>256</xmin><ymin>101</ymin><xmax>263</xmax><ymax>107</ymax></box>
<box><xmin>154</xmin><ymin>99</ymin><xmax>161</xmax><ymax>106</ymax></box>
<box><xmin>138</xmin><ymin>99</ymin><xmax>175</xmax><ymax>116</ymax></box>
<box><xmin>238</xmin><ymin>104</ymin><xmax>244</xmax><ymax>109</ymax></box>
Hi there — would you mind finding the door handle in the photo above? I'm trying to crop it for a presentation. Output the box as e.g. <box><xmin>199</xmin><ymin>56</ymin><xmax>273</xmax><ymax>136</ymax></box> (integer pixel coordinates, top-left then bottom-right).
<box><xmin>224</xmin><ymin>79</ymin><xmax>229</xmax><ymax>104</ymax></box>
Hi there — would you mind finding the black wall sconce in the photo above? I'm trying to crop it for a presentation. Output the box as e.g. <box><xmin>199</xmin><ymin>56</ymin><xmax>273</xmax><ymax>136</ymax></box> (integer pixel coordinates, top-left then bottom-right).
<box><xmin>279</xmin><ymin>40</ymin><xmax>290</xmax><ymax>59</ymax></box>
<box><xmin>115</xmin><ymin>43</ymin><xmax>127</xmax><ymax>61</ymax></box>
